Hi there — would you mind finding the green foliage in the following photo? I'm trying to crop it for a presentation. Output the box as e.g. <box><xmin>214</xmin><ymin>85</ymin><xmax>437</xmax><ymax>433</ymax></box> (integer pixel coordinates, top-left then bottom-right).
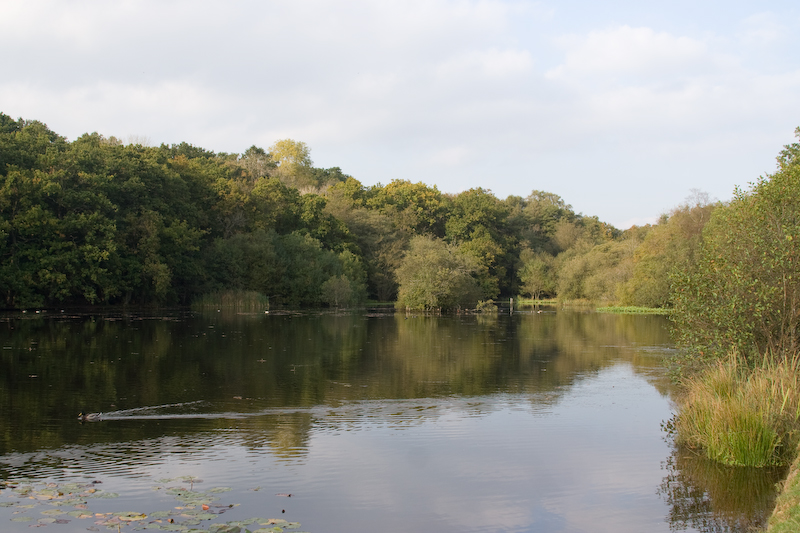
<box><xmin>5</xmin><ymin>110</ymin><xmax>670</xmax><ymax>310</ymax></box>
<box><xmin>237</xmin><ymin>145</ymin><xmax>276</xmax><ymax>180</ymax></box>
<box><xmin>445</xmin><ymin>188</ymin><xmax>511</xmax><ymax>297</ymax></box>
<box><xmin>517</xmin><ymin>190</ymin><xmax>575</xmax><ymax>252</ymax></box>
<box><xmin>622</xmin><ymin>195</ymin><xmax>715</xmax><ymax>308</ymax></box>
<box><xmin>366</xmin><ymin>179</ymin><xmax>448</xmax><ymax>237</ymax></box>
<box><xmin>517</xmin><ymin>249</ymin><xmax>556</xmax><ymax>299</ymax></box>
<box><xmin>395</xmin><ymin>235</ymin><xmax>482</xmax><ymax>311</ymax></box>
<box><xmin>476</xmin><ymin>299</ymin><xmax>498</xmax><ymax>313</ymax></box>
<box><xmin>672</xmin><ymin>139</ymin><xmax>800</xmax><ymax>363</ymax></box>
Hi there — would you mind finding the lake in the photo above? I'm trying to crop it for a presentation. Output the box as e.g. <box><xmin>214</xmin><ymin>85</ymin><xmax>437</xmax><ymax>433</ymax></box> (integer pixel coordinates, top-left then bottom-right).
<box><xmin>0</xmin><ymin>308</ymin><xmax>784</xmax><ymax>532</ymax></box>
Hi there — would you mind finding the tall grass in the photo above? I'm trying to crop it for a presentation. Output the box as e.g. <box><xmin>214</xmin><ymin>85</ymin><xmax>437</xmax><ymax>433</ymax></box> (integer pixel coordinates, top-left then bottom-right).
<box><xmin>675</xmin><ymin>352</ymin><xmax>800</xmax><ymax>467</ymax></box>
<box><xmin>595</xmin><ymin>306</ymin><xmax>671</xmax><ymax>315</ymax></box>
<box><xmin>191</xmin><ymin>290</ymin><xmax>269</xmax><ymax>312</ymax></box>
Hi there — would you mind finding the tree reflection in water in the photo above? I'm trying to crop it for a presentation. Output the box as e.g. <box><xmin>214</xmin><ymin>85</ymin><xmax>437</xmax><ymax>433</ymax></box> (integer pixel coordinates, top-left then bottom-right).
<box><xmin>659</xmin><ymin>442</ymin><xmax>785</xmax><ymax>532</ymax></box>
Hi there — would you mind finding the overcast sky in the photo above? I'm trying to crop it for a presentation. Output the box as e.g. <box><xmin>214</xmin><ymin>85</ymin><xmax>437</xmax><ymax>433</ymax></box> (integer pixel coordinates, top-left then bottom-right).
<box><xmin>2</xmin><ymin>0</ymin><xmax>799</xmax><ymax>228</ymax></box>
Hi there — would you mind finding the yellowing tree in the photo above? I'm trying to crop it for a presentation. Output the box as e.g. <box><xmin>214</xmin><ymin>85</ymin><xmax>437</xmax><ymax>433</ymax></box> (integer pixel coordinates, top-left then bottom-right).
<box><xmin>269</xmin><ymin>139</ymin><xmax>314</xmax><ymax>190</ymax></box>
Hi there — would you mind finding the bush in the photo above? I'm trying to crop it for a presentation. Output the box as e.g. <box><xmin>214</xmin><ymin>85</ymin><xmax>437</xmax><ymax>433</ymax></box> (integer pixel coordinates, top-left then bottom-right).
<box><xmin>672</xmin><ymin>130</ymin><xmax>800</xmax><ymax>364</ymax></box>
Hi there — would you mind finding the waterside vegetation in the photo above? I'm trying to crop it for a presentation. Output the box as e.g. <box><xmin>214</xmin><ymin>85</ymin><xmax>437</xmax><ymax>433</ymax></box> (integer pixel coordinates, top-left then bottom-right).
<box><xmin>0</xmin><ymin>111</ymin><xmax>719</xmax><ymax>313</ymax></box>
<box><xmin>660</xmin><ymin>128</ymin><xmax>800</xmax><ymax>529</ymax></box>
<box><xmin>5</xmin><ymin>111</ymin><xmax>800</xmax><ymax>525</ymax></box>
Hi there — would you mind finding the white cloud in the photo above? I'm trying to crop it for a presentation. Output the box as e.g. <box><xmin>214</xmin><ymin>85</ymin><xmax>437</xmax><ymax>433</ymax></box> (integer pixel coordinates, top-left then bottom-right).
<box><xmin>546</xmin><ymin>25</ymin><xmax>714</xmax><ymax>81</ymax></box>
<box><xmin>738</xmin><ymin>12</ymin><xmax>787</xmax><ymax>46</ymax></box>
<box><xmin>428</xmin><ymin>145</ymin><xmax>471</xmax><ymax>167</ymax></box>
<box><xmin>437</xmin><ymin>48</ymin><xmax>534</xmax><ymax>80</ymax></box>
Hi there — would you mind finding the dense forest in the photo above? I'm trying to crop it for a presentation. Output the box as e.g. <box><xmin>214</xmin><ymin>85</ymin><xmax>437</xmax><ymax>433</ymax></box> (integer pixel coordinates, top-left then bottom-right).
<box><xmin>0</xmin><ymin>111</ymin><xmax>769</xmax><ymax>311</ymax></box>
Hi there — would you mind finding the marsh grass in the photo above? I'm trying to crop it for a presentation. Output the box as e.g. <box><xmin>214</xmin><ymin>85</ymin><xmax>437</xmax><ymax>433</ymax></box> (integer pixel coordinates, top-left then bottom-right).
<box><xmin>192</xmin><ymin>290</ymin><xmax>269</xmax><ymax>312</ymax></box>
<box><xmin>676</xmin><ymin>352</ymin><xmax>800</xmax><ymax>467</ymax></box>
<box><xmin>596</xmin><ymin>306</ymin><xmax>671</xmax><ymax>315</ymax></box>
<box><xmin>513</xmin><ymin>297</ymin><xmax>558</xmax><ymax>306</ymax></box>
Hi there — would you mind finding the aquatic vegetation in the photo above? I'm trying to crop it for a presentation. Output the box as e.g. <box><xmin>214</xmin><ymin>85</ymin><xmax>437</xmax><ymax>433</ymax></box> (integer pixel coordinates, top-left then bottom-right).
<box><xmin>595</xmin><ymin>306</ymin><xmax>671</xmax><ymax>315</ymax></box>
<box><xmin>0</xmin><ymin>477</ymin><xmax>307</xmax><ymax>532</ymax></box>
<box><xmin>192</xmin><ymin>290</ymin><xmax>270</xmax><ymax>313</ymax></box>
<box><xmin>675</xmin><ymin>353</ymin><xmax>800</xmax><ymax>467</ymax></box>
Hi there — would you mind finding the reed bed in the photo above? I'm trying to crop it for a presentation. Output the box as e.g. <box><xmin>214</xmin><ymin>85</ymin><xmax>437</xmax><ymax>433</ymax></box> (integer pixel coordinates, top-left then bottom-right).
<box><xmin>675</xmin><ymin>352</ymin><xmax>800</xmax><ymax>467</ymax></box>
<box><xmin>192</xmin><ymin>290</ymin><xmax>269</xmax><ymax>312</ymax></box>
<box><xmin>595</xmin><ymin>306</ymin><xmax>671</xmax><ymax>315</ymax></box>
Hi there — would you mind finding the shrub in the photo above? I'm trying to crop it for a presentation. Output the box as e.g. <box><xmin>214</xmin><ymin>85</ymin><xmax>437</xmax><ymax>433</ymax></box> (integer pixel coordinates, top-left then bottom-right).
<box><xmin>672</xmin><ymin>130</ymin><xmax>800</xmax><ymax>364</ymax></box>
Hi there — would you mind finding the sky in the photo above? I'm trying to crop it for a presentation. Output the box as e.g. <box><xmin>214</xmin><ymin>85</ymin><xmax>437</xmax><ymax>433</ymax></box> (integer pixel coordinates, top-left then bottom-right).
<box><xmin>1</xmin><ymin>0</ymin><xmax>799</xmax><ymax>229</ymax></box>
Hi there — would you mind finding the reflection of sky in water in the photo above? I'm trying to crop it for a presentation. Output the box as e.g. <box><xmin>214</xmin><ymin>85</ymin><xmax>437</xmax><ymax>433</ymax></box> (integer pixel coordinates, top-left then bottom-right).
<box><xmin>1</xmin><ymin>362</ymin><xmax>680</xmax><ymax>533</ymax></box>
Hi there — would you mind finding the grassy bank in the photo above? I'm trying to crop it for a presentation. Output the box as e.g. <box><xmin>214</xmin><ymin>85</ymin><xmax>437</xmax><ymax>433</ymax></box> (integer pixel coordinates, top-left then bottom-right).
<box><xmin>672</xmin><ymin>352</ymin><xmax>800</xmax><ymax>530</ymax></box>
<box><xmin>769</xmin><ymin>444</ymin><xmax>800</xmax><ymax>532</ymax></box>
<box><xmin>674</xmin><ymin>353</ymin><xmax>800</xmax><ymax>468</ymax></box>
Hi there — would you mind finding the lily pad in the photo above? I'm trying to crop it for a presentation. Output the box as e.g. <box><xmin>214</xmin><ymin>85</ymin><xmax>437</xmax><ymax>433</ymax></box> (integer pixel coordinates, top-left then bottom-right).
<box><xmin>208</xmin><ymin>525</ymin><xmax>247</xmax><ymax>533</ymax></box>
<box><xmin>115</xmin><ymin>511</ymin><xmax>147</xmax><ymax>521</ymax></box>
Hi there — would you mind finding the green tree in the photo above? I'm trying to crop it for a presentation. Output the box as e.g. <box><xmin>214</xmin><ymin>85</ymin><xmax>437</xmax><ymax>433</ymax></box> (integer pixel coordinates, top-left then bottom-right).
<box><xmin>621</xmin><ymin>196</ymin><xmax>715</xmax><ymax>308</ymax></box>
<box><xmin>238</xmin><ymin>145</ymin><xmax>276</xmax><ymax>181</ymax></box>
<box><xmin>366</xmin><ymin>180</ymin><xmax>448</xmax><ymax>237</ymax></box>
<box><xmin>395</xmin><ymin>235</ymin><xmax>482</xmax><ymax>311</ymax></box>
<box><xmin>518</xmin><ymin>249</ymin><xmax>556</xmax><ymax>299</ymax></box>
<box><xmin>672</xmin><ymin>129</ymin><xmax>800</xmax><ymax>363</ymax></box>
<box><xmin>445</xmin><ymin>188</ymin><xmax>512</xmax><ymax>297</ymax></box>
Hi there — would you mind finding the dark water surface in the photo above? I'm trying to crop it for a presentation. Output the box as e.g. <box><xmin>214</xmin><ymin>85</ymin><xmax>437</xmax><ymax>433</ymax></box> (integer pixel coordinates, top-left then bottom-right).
<box><xmin>0</xmin><ymin>309</ymin><xmax>784</xmax><ymax>532</ymax></box>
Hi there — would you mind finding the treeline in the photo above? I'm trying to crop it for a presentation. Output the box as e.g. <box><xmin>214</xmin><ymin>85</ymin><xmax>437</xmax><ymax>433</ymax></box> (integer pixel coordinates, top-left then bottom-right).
<box><xmin>0</xmin><ymin>111</ymin><xmax>719</xmax><ymax>310</ymax></box>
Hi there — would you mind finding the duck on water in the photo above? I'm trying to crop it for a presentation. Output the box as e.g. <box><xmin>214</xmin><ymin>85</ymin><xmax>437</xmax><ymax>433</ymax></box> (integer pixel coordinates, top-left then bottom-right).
<box><xmin>77</xmin><ymin>412</ymin><xmax>102</xmax><ymax>422</ymax></box>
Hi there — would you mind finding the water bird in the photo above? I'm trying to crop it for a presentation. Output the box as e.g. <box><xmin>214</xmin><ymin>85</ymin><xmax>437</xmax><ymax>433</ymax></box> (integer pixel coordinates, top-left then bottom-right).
<box><xmin>77</xmin><ymin>412</ymin><xmax>102</xmax><ymax>422</ymax></box>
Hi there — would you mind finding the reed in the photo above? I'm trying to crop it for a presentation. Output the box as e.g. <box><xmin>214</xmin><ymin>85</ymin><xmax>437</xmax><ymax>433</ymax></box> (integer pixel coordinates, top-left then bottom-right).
<box><xmin>513</xmin><ymin>297</ymin><xmax>558</xmax><ymax>306</ymax></box>
<box><xmin>596</xmin><ymin>306</ymin><xmax>671</xmax><ymax>315</ymax></box>
<box><xmin>191</xmin><ymin>290</ymin><xmax>269</xmax><ymax>312</ymax></box>
<box><xmin>675</xmin><ymin>352</ymin><xmax>800</xmax><ymax>467</ymax></box>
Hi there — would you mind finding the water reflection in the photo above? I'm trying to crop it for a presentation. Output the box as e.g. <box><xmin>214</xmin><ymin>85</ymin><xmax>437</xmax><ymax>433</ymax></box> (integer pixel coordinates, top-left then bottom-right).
<box><xmin>0</xmin><ymin>309</ymin><xmax>673</xmax><ymax>456</ymax></box>
<box><xmin>659</xmin><ymin>443</ymin><xmax>785</xmax><ymax>532</ymax></box>
<box><xmin>0</xmin><ymin>309</ymin><xmax>780</xmax><ymax>532</ymax></box>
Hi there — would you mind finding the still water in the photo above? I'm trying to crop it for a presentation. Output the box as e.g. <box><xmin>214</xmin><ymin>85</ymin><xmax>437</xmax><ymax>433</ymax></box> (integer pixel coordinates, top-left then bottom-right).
<box><xmin>0</xmin><ymin>309</ymin><xmax>783</xmax><ymax>532</ymax></box>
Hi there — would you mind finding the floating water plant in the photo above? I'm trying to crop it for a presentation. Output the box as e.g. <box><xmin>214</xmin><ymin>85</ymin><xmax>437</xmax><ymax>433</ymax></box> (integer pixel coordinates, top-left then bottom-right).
<box><xmin>0</xmin><ymin>478</ymin><xmax>307</xmax><ymax>532</ymax></box>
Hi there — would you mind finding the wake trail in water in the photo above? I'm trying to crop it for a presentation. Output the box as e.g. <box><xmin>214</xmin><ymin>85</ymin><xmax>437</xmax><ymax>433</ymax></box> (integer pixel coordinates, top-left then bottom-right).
<box><xmin>91</xmin><ymin>401</ymin><xmax>320</xmax><ymax>421</ymax></box>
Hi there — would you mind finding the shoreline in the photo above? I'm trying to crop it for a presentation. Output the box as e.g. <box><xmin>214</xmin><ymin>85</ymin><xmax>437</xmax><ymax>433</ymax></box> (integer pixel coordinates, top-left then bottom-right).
<box><xmin>768</xmin><ymin>444</ymin><xmax>800</xmax><ymax>531</ymax></box>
